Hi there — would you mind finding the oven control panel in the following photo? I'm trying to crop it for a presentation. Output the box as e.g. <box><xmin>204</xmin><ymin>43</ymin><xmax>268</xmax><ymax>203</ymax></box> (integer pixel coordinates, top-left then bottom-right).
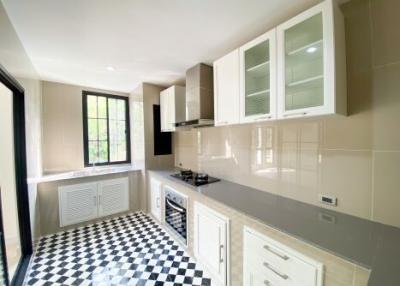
<box><xmin>164</xmin><ymin>187</ymin><xmax>187</xmax><ymax>208</ymax></box>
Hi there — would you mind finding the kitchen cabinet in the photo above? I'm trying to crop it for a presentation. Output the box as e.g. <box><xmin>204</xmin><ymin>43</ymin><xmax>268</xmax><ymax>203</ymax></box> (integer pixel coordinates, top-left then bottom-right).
<box><xmin>160</xmin><ymin>85</ymin><xmax>185</xmax><ymax>132</ymax></box>
<box><xmin>149</xmin><ymin>177</ymin><xmax>162</xmax><ymax>221</ymax></box>
<box><xmin>58</xmin><ymin>177</ymin><xmax>129</xmax><ymax>227</ymax></box>
<box><xmin>277</xmin><ymin>0</ymin><xmax>346</xmax><ymax>119</ymax></box>
<box><xmin>58</xmin><ymin>182</ymin><xmax>98</xmax><ymax>227</ymax></box>
<box><xmin>243</xmin><ymin>227</ymin><xmax>323</xmax><ymax>286</ymax></box>
<box><xmin>213</xmin><ymin>49</ymin><xmax>240</xmax><ymax>126</ymax></box>
<box><xmin>212</xmin><ymin>0</ymin><xmax>345</xmax><ymax>125</ymax></box>
<box><xmin>98</xmin><ymin>178</ymin><xmax>129</xmax><ymax>217</ymax></box>
<box><xmin>239</xmin><ymin>29</ymin><xmax>277</xmax><ymax>123</ymax></box>
<box><xmin>194</xmin><ymin>202</ymin><xmax>229</xmax><ymax>286</ymax></box>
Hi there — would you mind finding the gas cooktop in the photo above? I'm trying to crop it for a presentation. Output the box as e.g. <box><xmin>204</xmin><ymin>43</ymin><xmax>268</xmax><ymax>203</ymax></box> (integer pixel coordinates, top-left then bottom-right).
<box><xmin>171</xmin><ymin>170</ymin><xmax>220</xmax><ymax>186</ymax></box>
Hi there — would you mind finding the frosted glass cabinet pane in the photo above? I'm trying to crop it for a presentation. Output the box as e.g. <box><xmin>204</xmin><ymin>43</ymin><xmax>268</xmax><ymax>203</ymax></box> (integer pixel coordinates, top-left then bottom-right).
<box><xmin>244</xmin><ymin>40</ymin><xmax>270</xmax><ymax>116</ymax></box>
<box><xmin>284</xmin><ymin>13</ymin><xmax>324</xmax><ymax>111</ymax></box>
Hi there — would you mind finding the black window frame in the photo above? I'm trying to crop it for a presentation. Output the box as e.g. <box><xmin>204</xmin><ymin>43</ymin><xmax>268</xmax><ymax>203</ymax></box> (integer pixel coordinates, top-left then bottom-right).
<box><xmin>82</xmin><ymin>90</ymin><xmax>131</xmax><ymax>167</ymax></box>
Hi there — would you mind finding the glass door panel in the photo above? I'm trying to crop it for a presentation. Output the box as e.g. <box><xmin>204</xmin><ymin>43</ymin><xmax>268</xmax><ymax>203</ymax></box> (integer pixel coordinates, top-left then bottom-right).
<box><xmin>0</xmin><ymin>82</ymin><xmax>21</xmax><ymax>281</ymax></box>
<box><xmin>244</xmin><ymin>39</ymin><xmax>271</xmax><ymax>117</ymax></box>
<box><xmin>284</xmin><ymin>13</ymin><xmax>324</xmax><ymax>111</ymax></box>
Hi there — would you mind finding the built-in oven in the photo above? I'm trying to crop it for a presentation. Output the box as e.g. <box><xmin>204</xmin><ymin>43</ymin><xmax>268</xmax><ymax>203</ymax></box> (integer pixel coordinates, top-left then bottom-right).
<box><xmin>164</xmin><ymin>186</ymin><xmax>187</xmax><ymax>245</ymax></box>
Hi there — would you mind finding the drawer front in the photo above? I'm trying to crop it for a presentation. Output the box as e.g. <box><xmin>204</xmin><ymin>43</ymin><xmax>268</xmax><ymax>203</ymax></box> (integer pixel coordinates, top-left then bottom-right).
<box><xmin>244</xmin><ymin>258</ymin><xmax>285</xmax><ymax>286</ymax></box>
<box><xmin>244</xmin><ymin>230</ymin><xmax>320</xmax><ymax>286</ymax></box>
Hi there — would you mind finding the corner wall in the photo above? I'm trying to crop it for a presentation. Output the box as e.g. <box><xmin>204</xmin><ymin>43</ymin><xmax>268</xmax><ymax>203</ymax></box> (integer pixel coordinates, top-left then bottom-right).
<box><xmin>0</xmin><ymin>1</ymin><xmax>43</xmax><ymax>240</ymax></box>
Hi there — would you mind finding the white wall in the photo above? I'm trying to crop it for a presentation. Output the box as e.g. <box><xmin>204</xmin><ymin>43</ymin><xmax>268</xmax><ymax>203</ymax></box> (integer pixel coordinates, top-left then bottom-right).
<box><xmin>0</xmin><ymin>1</ymin><xmax>42</xmax><ymax>239</ymax></box>
<box><xmin>130</xmin><ymin>85</ymin><xmax>145</xmax><ymax>169</ymax></box>
<box><xmin>41</xmin><ymin>80</ymin><xmax>129</xmax><ymax>173</ymax></box>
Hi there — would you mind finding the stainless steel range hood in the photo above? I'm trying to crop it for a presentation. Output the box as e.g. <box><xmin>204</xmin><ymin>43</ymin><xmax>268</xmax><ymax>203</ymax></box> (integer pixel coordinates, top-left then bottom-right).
<box><xmin>175</xmin><ymin>63</ymin><xmax>214</xmax><ymax>128</ymax></box>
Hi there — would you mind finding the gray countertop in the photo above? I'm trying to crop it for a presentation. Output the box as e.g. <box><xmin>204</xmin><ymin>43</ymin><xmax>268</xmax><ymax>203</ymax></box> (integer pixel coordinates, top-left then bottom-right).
<box><xmin>150</xmin><ymin>169</ymin><xmax>400</xmax><ymax>286</ymax></box>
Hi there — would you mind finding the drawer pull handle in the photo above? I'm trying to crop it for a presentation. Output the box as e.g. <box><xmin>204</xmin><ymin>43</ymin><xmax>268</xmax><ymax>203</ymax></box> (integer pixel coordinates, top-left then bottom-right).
<box><xmin>264</xmin><ymin>280</ymin><xmax>272</xmax><ymax>286</ymax></box>
<box><xmin>263</xmin><ymin>262</ymin><xmax>289</xmax><ymax>280</ymax></box>
<box><xmin>264</xmin><ymin>245</ymin><xmax>289</xmax><ymax>260</ymax></box>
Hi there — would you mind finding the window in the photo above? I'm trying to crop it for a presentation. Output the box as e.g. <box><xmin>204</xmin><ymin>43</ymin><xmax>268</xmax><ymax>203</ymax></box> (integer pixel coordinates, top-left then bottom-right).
<box><xmin>82</xmin><ymin>91</ymin><xmax>130</xmax><ymax>166</ymax></box>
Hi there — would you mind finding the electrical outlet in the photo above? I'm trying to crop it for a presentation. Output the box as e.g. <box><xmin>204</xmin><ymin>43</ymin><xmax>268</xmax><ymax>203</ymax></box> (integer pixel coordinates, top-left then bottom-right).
<box><xmin>319</xmin><ymin>194</ymin><xmax>337</xmax><ymax>206</ymax></box>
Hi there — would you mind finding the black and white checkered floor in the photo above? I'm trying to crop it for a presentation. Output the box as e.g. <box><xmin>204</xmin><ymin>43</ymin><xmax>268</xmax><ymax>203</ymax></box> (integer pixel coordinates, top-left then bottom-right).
<box><xmin>25</xmin><ymin>212</ymin><xmax>212</xmax><ymax>286</ymax></box>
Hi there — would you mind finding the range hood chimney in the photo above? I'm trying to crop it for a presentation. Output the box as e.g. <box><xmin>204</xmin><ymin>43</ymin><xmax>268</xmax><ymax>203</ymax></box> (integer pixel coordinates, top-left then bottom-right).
<box><xmin>175</xmin><ymin>63</ymin><xmax>214</xmax><ymax>128</ymax></box>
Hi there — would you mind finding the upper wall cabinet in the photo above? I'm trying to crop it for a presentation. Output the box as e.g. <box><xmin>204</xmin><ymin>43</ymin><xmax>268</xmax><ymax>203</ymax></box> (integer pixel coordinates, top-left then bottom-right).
<box><xmin>239</xmin><ymin>29</ymin><xmax>277</xmax><ymax>123</ymax></box>
<box><xmin>160</xmin><ymin>85</ymin><xmax>185</xmax><ymax>132</ymax></box>
<box><xmin>213</xmin><ymin>49</ymin><xmax>240</xmax><ymax>126</ymax></box>
<box><xmin>277</xmin><ymin>0</ymin><xmax>346</xmax><ymax>119</ymax></box>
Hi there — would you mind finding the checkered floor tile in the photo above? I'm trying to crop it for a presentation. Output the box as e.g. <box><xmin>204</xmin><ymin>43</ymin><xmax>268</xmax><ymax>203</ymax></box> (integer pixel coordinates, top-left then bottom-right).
<box><xmin>24</xmin><ymin>212</ymin><xmax>212</xmax><ymax>286</ymax></box>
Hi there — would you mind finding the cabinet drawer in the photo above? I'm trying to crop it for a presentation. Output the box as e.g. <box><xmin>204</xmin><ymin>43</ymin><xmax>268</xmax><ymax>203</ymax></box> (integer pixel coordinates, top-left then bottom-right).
<box><xmin>244</xmin><ymin>227</ymin><xmax>323</xmax><ymax>286</ymax></box>
<box><xmin>245</xmin><ymin>258</ymin><xmax>286</xmax><ymax>286</ymax></box>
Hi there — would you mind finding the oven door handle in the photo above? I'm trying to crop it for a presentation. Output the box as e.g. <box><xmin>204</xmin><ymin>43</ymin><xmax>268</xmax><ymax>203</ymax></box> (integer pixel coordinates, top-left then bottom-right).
<box><xmin>166</xmin><ymin>198</ymin><xmax>185</xmax><ymax>213</ymax></box>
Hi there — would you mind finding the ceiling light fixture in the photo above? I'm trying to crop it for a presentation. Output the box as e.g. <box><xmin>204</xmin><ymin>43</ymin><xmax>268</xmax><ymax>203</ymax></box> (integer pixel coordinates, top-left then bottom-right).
<box><xmin>106</xmin><ymin>66</ymin><xmax>115</xmax><ymax>71</ymax></box>
<box><xmin>306</xmin><ymin>47</ymin><xmax>317</xmax><ymax>53</ymax></box>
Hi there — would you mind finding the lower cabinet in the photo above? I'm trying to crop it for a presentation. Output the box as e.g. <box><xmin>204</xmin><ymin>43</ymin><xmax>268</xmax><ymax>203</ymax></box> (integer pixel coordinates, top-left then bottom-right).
<box><xmin>149</xmin><ymin>177</ymin><xmax>162</xmax><ymax>221</ymax></box>
<box><xmin>59</xmin><ymin>177</ymin><xmax>129</xmax><ymax>227</ymax></box>
<box><xmin>194</xmin><ymin>202</ymin><xmax>229</xmax><ymax>286</ymax></box>
<box><xmin>243</xmin><ymin>227</ymin><xmax>324</xmax><ymax>286</ymax></box>
<box><xmin>98</xmin><ymin>178</ymin><xmax>130</xmax><ymax>217</ymax></box>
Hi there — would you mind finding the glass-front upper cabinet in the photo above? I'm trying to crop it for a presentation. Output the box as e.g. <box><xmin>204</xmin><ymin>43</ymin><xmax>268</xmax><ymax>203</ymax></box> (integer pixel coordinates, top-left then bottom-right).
<box><xmin>277</xmin><ymin>0</ymin><xmax>346</xmax><ymax>118</ymax></box>
<box><xmin>239</xmin><ymin>29</ymin><xmax>276</xmax><ymax>123</ymax></box>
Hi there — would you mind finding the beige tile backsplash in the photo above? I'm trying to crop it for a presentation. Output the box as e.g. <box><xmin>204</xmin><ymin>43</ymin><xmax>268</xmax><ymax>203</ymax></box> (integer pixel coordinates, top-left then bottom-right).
<box><xmin>174</xmin><ymin>0</ymin><xmax>400</xmax><ymax>228</ymax></box>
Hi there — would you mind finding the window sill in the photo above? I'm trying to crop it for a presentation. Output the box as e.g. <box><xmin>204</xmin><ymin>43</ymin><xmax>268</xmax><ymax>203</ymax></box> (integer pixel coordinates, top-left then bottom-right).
<box><xmin>27</xmin><ymin>164</ymin><xmax>142</xmax><ymax>184</ymax></box>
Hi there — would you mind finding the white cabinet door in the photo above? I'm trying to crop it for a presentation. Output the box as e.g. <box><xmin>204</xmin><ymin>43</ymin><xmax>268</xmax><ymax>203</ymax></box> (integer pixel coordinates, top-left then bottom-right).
<box><xmin>167</xmin><ymin>88</ymin><xmax>176</xmax><ymax>131</ymax></box>
<box><xmin>194</xmin><ymin>202</ymin><xmax>229</xmax><ymax>286</ymax></box>
<box><xmin>98</xmin><ymin>177</ymin><xmax>129</xmax><ymax>217</ymax></box>
<box><xmin>149</xmin><ymin>177</ymin><xmax>162</xmax><ymax>221</ymax></box>
<box><xmin>239</xmin><ymin>29</ymin><xmax>277</xmax><ymax>123</ymax></box>
<box><xmin>160</xmin><ymin>90</ymin><xmax>170</xmax><ymax>132</ymax></box>
<box><xmin>214</xmin><ymin>49</ymin><xmax>240</xmax><ymax>126</ymax></box>
<box><xmin>277</xmin><ymin>0</ymin><xmax>346</xmax><ymax>119</ymax></box>
<box><xmin>59</xmin><ymin>182</ymin><xmax>98</xmax><ymax>227</ymax></box>
<box><xmin>160</xmin><ymin>86</ymin><xmax>185</xmax><ymax>132</ymax></box>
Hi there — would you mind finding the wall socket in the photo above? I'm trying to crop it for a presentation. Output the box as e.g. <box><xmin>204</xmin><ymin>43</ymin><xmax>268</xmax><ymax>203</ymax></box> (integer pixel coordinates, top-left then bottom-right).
<box><xmin>318</xmin><ymin>194</ymin><xmax>338</xmax><ymax>206</ymax></box>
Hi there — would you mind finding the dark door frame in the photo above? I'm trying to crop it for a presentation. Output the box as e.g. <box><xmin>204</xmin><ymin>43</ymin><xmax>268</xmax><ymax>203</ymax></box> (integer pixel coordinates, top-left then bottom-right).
<box><xmin>0</xmin><ymin>64</ymin><xmax>33</xmax><ymax>286</ymax></box>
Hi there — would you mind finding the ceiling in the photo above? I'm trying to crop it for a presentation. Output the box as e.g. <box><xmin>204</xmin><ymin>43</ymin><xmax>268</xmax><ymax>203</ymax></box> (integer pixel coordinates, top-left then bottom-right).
<box><xmin>3</xmin><ymin>0</ymin><xmax>319</xmax><ymax>93</ymax></box>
